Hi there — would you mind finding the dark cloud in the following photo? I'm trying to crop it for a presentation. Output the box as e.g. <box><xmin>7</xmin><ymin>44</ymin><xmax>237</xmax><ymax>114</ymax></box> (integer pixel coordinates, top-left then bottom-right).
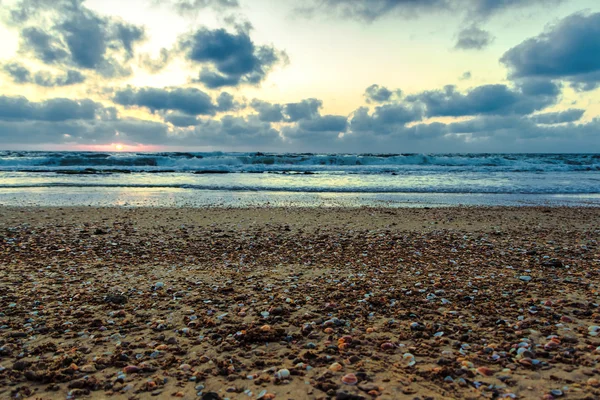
<box><xmin>460</xmin><ymin>71</ymin><xmax>472</xmax><ymax>80</ymax></box>
<box><xmin>170</xmin><ymin>0</ymin><xmax>239</xmax><ymax>13</ymax></box>
<box><xmin>7</xmin><ymin>0</ymin><xmax>146</xmax><ymax>78</ymax></box>
<box><xmin>299</xmin><ymin>0</ymin><xmax>561</xmax><ymax>22</ymax></box>
<box><xmin>3</xmin><ymin>62</ymin><xmax>85</xmax><ymax>87</ymax></box>
<box><xmin>455</xmin><ymin>25</ymin><xmax>494</xmax><ymax>50</ymax></box>
<box><xmin>250</xmin><ymin>98</ymin><xmax>323</xmax><ymax>122</ymax></box>
<box><xmin>216</xmin><ymin>92</ymin><xmax>242</xmax><ymax>112</ymax></box>
<box><xmin>0</xmin><ymin>95</ymin><xmax>102</xmax><ymax>122</ymax></box>
<box><xmin>250</xmin><ymin>99</ymin><xmax>285</xmax><ymax>122</ymax></box>
<box><xmin>471</xmin><ymin>0</ymin><xmax>564</xmax><ymax>18</ymax></box>
<box><xmin>529</xmin><ymin>109</ymin><xmax>585</xmax><ymax>125</ymax></box>
<box><xmin>298</xmin><ymin>115</ymin><xmax>348</xmax><ymax>132</ymax></box>
<box><xmin>20</xmin><ymin>27</ymin><xmax>69</xmax><ymax>64</ymax></box>
<box><xmin>364</xmin><ymin>84</ymin><xmax>400</xmax><ymax>103</ymax></box>
<box><xmin>284</xmin><ymin>99</ymin><xmax>322</xmax><ymax>122</ymax></box>
<box><xmin>113</xmin><ymin>87</ymin><xmax>218</xmax><ymax>116</ymax></box>
<box><xmin>501</xmin><ymin>12</ymin><xmax>600</xmax><ymax>91</ymax></box>
<box><xmin>180</xmin><ymin>27</ymin><xmax>286</xmax><ymax>88</ymax></box>
<box><xmin>299</xmin><ymin>0</ymin><xmax>449</xmax><ymax>22</ymax></box>
<box><xmin>350</xmin><ymin>103</ymin><xmax>423</xmax><ymax>135</ymax></box>
<box><xmin>407</xmin><ymin>83</ymin><xmax>560</xmax><ymax>117</ymax></box>
<box><xmin>164</xmin><ymin>113</ymin><xmax>200</xmax><ymax>127</ymax></box>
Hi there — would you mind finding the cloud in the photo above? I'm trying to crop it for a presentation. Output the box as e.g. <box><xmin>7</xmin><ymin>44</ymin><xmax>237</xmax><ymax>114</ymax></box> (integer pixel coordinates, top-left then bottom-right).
<box><xmin>2</xmin><ymin>62</ymin><xmax>85</xmax><ymax>87</ymax></box>
<box><xmin>251</xmin><ymin>98</ymin><xmax>323</xmax><ymax>122</ymax></box>
<box><xmin>455</xmin><ymin>25</ymin><xmax>494</xmax><ymax>50</ymax></box>
<box><xmin>154</xmin><ymin>0</ymin><xmax>239</xmax><ymax>15</ymax></box>
<box><xmin>297</xmin><ymin>115</ymin><xmax>348</xmax><ymax>132</ymax></box>
<box><xmin>113</xmin><ymin>87</ymin><xmax>218</xmax><ymax>116</ymax></box>
<box><xmin>0</xmin><ymin>95</ymin><xmax>103</xmax><ymax>122</ymax></box>
<box><xmin>529</xmin><ymin>109</ymin><xmax>585</xmax><ymax>125</ymax></box>
<box><xmin>284</xmin><ymin>98</ymin><xmax>322</xmax><ymax>122</ymax></box>
<box><xmin>350</xmin><ymin>103</ymin><xmax>423</xmax><ymax>135</ymax></box>
<box><xmin>501</xmin><ymin>12</ymin><xmax>600</xmax><ymax>91</ymax></box>
<box><xmin>180</xmin><ymin>27</ymin><xmax>287</xmax><ymax>88</ymax></box>
<box><xmin>163</xmin><ymin>113</ymin><xmax>200</xmax><ymax>127</ymax></box>
<box><xmin>407</xmin><ymin>83</ymin><xmax>560</xmax><ymax>117</ymax></box>
<box><xmin>250</xmin><ymin>99</ymin><xmax>285</xmax><ymax>122</ymax></box>
<box><xmin>364</xmin><ymin>84</ymin><xmax>401</xmax><ymax>103</ymax></box>
<box><xmin>139</xmin><ymin>49</ymin><xmax>171</xmax><ymax>73</ymax></box>
<box><xmin>299</xmin><ymin>0</ymin><xmax>562</xmax><ymax>22</ymax></box>
<box><xmin>6</xmin><ymin>0</ymin><xmax>146</xmax><ymax>78</ymax></box>
<box><xmin>216</xmin><ymin>92</ymin><xmax>242</xmax><ymax>112</ymax></box>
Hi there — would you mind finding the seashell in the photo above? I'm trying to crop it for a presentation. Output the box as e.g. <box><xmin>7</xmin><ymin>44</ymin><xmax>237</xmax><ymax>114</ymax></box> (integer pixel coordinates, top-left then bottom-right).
<box><xmin>588</xmin><ymin>378</ymin><xmax>600</xmax><ymax>387</ymax></box>
<box><xmin>260</xmin><ymin>325</ymin><xmax>271</xmax><ymax>332</ymax></box>
<box><xmin>550</xmin><ymin>389</ymin><xmax>563</xmax><ymax>397</ymax></box>
<box><xmin>179</xmin><ymin>363</ymin><xmax>192</xmax><ymax>371</ymax></box>
<box><xmin>329</xmin><ymin>362</ymin><xmax>343</xmax><ymax>372</ymax></box>
<box><xmin>341</xmin><ymin>373</ymin><xmax>358</xmax><ymax>385</ymax></box>
<box><xmin>476</xmin><ymin>366</ymin><xmax>494</xmax><ymax>376</ymax></box>
<box><xmin>380</xmin><ymin>342</ymin><xmax>394</xmax><ymax>350</ymax></box>
<box><xmin>518</xmin><ymin>358</ymin><xmax>533</xmax><ymax>368</ymax></box>
<box><xmin>339</xmin><ymin>335</ymin><xmax>353</xmax><ymax>343</ymax></box>
<box><xmin>123</xmin><ymin>365</ymin><xmax>140</xmax><ymax>373</ymax></box>
<box><xmin>559</xmin><ymin>315</ymin><xmax>573</xmax><ymax>323</ymax></box>
<box><xmin>366</xmin><ymin>328</ymin><xmax>375</xmax><ymax>333</ymax></box>
<box><xmin>544</xmin><ymin>341</ymin><xmax>559</xmax><ymax>350</ymax></box>
<box><xmin>80</xmin><ymin>364</ymin><xmax>96</xmax><ymax>373</ymax></box>
<box><xmin>274</xmin><ymin>368</ymin><xmax>290</xmax><ymax>380</ymax></box>
<box><xmin>324</xmin><ymin>327</ymin><xmax>334</xmax><ymax>334</ymax></box>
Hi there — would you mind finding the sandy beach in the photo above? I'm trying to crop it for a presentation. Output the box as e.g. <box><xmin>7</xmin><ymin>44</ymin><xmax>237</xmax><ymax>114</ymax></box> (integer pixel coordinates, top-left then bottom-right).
<box><xmin>1</xmin><ymin>206</ymin><xmax>599</xmax><ymax>400</ymax></box>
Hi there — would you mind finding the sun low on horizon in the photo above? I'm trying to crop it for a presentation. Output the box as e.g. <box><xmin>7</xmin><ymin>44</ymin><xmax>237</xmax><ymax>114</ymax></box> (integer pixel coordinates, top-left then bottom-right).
<box><xmin>0</xmin><ymin>0</ymin><xmax>600</xmax><ymax>153</ymax></box>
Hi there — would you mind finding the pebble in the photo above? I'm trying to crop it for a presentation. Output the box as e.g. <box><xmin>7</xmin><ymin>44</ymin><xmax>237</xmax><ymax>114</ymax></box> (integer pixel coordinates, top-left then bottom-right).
<box><xmin>341</xmin><ymin>373</ymin><xmax>358</xmax><ymax>385</ymax></box>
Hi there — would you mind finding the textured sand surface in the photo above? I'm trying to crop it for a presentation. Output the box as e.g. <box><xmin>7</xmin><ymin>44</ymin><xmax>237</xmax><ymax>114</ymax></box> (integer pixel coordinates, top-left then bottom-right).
<box><xmin>0</xmin><ymin>207</ymin><xmax>599</xmax><ymax>400</ymax></box>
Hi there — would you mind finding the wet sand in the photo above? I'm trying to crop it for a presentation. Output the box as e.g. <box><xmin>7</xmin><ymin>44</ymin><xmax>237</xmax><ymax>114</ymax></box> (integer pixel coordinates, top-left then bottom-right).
<box><xmin>0</xmin><ymin>206</ymin><xmax>599</xmax><ymax>400</ymax></box>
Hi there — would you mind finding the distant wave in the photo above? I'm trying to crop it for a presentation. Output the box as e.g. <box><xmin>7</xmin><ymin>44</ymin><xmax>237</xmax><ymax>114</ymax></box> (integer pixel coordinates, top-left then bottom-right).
<box><xmin>0</xmin><ymin>151</ymin><xmax>599</xmax><ymax>173</ymax></box>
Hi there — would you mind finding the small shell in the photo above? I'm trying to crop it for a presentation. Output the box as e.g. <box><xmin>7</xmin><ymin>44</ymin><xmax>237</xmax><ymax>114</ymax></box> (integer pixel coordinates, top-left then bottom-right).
<box><xmin>476</xmin><ymin>367</ymin><xmax>494</xmax><ymax>376</ymax></box>
<box><xmin>380</xmin><ymin>342</ymin><xmax>394</xmax><ymax>350</ymax></box>
<box><xmin>560</xmin><ymin>315</ymin><xmax>573</xmax><ymax>323</ymax></box>
<box><xmin>588</xmin><ymin>378</ymin><xmax>600</xmax><ymax>387</ymax></box>
<box><xmin>519</xmin><ymin>358</ymin><xmax>533</xmax><ymax>368</ymax></box>
<box><xmin>339</xmin><ymin>335</ymin><xmax>353</xmax><ymax>343</ymax></box>
<box><xmin>329</xmin><ymin>362</ymin><xmax>343</xmax><ymax>372</ymax></box>
<box><xmin>544</xmin><ymin>341</ymin><xmax>559</xmax><ymax>350</ymax></box>
<box><xmin>260</xmin><ymin>325</ymin><xmax>271</xmax><ymax>332</ymax></box>
<box><xmin>123</xmin><ymin>365</ymin><xmax>140</xmax><ymax>373</ymax></box>
<box><xmin>366</xmin><ymin>328</ymin><xmax>375</xmax><ymax>333</ymax></box>
<box><xmin>179</xmin><ymin>363</ymin><xmax>192</xmax><ymax>371</ymax></box>
<box><xmin>341</xmin><ymin>373</ymin><xmax>358</xmax><ymax>385</ymax></box>
<box><xmin>324</xmin><ymin>327</ymin><xmax>334</xmax><ymax>334</ymax></box>
<box><xmin>274</xmin><ymin>368</ymin><xmax>290</xmax><ymax>380</ymax></box>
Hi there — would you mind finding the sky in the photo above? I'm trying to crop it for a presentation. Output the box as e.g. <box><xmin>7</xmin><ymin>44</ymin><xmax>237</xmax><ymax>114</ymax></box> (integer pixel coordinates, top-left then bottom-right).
<box><xmin>0</xmin><ymin>0</ymin><xmax>599</xmax><ymax>153</ymax></box>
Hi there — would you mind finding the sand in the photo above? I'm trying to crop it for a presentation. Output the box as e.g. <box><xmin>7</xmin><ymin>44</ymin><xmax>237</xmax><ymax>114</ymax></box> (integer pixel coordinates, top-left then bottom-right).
<box><xmin>0</xmin><ymin>206</ymin><xmax>599</xmax><ymax>400</ymax></box>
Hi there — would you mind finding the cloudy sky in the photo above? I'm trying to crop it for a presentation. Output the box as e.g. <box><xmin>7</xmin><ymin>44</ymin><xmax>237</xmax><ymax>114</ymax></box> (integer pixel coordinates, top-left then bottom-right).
<box><xmin>0</xmin><ymin>0</ymin><xmax>599</xmax><ymax>152</ymax></box>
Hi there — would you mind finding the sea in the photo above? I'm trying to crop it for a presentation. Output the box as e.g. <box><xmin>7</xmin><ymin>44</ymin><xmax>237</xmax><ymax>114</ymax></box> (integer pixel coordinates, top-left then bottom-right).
<box><xmin>0</xmin><ymin>151</ymin><xmax>599</xmax><ymax>207</ymax></box>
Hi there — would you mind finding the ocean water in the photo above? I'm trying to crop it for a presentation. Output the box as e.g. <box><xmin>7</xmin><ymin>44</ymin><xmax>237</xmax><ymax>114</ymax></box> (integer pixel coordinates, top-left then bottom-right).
<box><xmin>0</xmin><ymin>151</ymin><xmax>599</xmax><ymax>207</ymax></box>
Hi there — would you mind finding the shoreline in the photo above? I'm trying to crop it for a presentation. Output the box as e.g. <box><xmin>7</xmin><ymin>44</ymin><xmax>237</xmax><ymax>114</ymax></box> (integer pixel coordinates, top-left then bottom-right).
<box><xmin>1</xmin><ymin>187</ymin><xmax>600</xmax><ymax>208</ymax></box>
<box><xmin>1</xmin><ymin>206</ymin><xmax>599</xmax><ymax>399</ymax></box>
